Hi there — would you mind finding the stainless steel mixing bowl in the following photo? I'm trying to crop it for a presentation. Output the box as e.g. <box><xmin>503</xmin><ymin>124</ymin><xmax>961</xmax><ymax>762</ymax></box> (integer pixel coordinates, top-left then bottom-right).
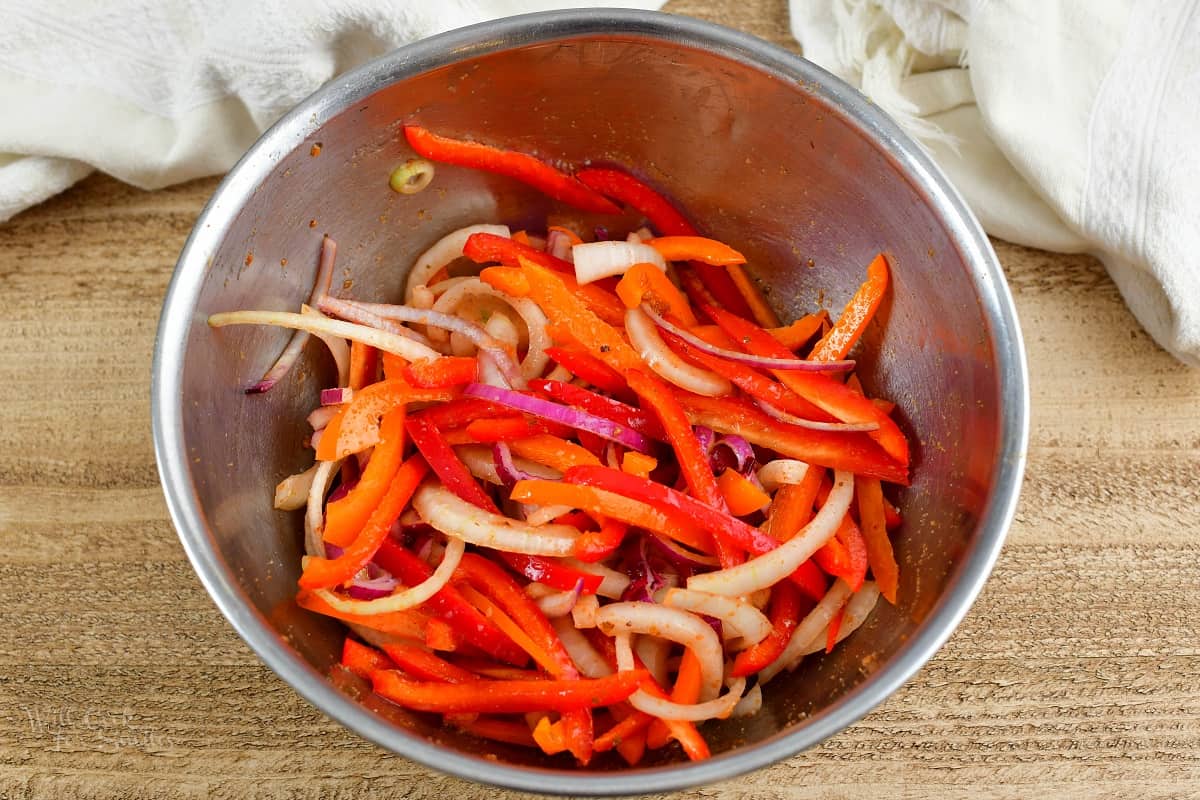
<box><xmin>152</xmin><ymin>9</ymin><xmax>1028</xmax><ymax>794</ymax></box>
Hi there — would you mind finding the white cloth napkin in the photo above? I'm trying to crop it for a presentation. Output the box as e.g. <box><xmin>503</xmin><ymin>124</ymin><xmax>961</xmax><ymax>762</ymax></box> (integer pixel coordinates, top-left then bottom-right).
<box><xmin>0</xmin><ymin>0</ymin><xmax>662</xmax><ymax>223</ymax></box>
<box><xmin>792</xmin><ymin>0</ymin><xmax>1200</xmax><ymax>367</ymax></box>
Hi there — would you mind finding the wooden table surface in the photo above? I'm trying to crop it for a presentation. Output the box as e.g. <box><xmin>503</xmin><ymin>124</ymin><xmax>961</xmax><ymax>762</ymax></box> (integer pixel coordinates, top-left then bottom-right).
<box><xmin>2</xmin><ymin>2</ymin><xmax>1198</xmax><ymax>798</ymax></box>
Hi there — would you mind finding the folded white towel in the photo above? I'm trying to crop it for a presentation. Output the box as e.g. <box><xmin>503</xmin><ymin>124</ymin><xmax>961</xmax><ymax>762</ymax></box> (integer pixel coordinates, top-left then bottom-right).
<box><xmin>792</xmin><ymin>0</ymin><xmax>1200</xmax><ymax>367</ymax></box>
<box><xmin>0</xmin><ymin>1</ymin><xmax>661</xmax><ymax>222</ymax></box>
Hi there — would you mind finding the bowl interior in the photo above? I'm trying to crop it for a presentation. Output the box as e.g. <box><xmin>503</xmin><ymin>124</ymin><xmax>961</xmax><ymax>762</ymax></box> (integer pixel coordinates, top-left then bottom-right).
<box><xmin>162</xmin><ymin>13</ymin><xmax>1019</xmax><ymax>790</ymax></box>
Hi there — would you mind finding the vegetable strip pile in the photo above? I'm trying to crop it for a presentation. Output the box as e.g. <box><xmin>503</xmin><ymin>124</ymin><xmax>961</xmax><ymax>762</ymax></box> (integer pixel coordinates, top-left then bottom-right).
<box><xmin>211</xmin><ymin>128</ymin><xmax>911</xmax><ymax>766</ymax></box>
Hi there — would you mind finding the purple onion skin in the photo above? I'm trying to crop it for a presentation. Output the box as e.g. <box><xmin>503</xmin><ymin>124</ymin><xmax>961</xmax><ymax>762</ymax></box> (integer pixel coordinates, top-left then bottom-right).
<box><xmin>345</xmin><ymin>583</ymin><xmax>395</xmax><ymax>600</ymax></box>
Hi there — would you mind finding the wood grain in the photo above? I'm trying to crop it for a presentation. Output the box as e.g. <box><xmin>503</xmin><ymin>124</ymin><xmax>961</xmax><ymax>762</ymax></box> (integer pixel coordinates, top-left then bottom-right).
<box><xmin>1</xmin><ymin>1</ymin><xmax>1198</xmax><ymax>797</ymax></box>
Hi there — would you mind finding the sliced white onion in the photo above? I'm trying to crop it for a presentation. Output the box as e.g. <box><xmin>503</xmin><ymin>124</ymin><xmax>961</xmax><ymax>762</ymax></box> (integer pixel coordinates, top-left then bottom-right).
<box><xmin>298</xmin><ymin>305</ymin><xmax>351</xmax><ymax>386</ymax></box>
<box><xmin>660</xmin><ymin>588</ymin><xmax>772</xmax><ymax>647</ymax></box>
<box><xmin>413</xmin><ymin>483</ymin><xmax>578</xmax><ymax>556</ymax></box>
<box><xmin>307</xmin><ymin>405</ymin><xmax>341</xmax><ymax>431</ymax></box>
<box><xmin>432</xmin><ymin>278</ymin><xmax>551</xmax><ymax>379</ymax></box>
<box><xmin>791</xmin><ymin>581</ymin><xmax>881</xmax><ymax>661</ymax></box>
<box><xmin>687</xmin><ymin>469</ymin><xmax>854</xmax><ymax>597</ymax></box>
<box><xmin>759</xmin><ymin>579</ymin><xmax>854</xmax><ymax>684</ymax></box>
<box><xmin>545</xmin><ymin>363</ymin><xmax>573</xmax><ymax>383</ymax></box>
<box><xmin>635</xmin><ymin>635</ymin><xmax>672</xmax><ymax>688</ymax></box>
<box><xmin>595</xmin><ymin>602</ymin><xmax>724</xmax><ymax>701</ymax></box>
<box><xmin>625</xmin><ymin>307</ymin><xmax>732</xmax><ymax>397</ymax></box>
<box><xmin>572</xmin><ymin>241</ymin><xmax>666</xmax><ymax>284</ymax></box>
<box><xmin>405</xmin><ymin>224</ymin><xmax>510</xmax><ymax>300</ymax></box>
<box><xmin>552</xmin><ymin>616</ymin><xmax>612</xmax><ymax>678</ymax></box>
<box><xmin>528</xmin><ymin>580</ymin><xmax>583</xmax><ymax>618</ymax></box>
<box><xmin>304</xmin><ymin>459</ymin><xmax>340</xmax><ymax>558</ymax></box>
<box><xmin>456</xmin><ymin>445</ymin><xmax>560</xmax><ymax>486</ymax></box>
<box><xmin>562</xmin><ymin>558</ymin><xmax>631</xmax><ymax>599</ymax></box>
<box><xmin>613</xmin><ymin>634</ymin><xmax>747</xmax><ymax>721</ymax></box>
<box><xmin>308</xmin><ymin>537</ymin><xmax>465</xmax><ymax>615</ymax></box>
<box><xmin>571</xmin><ymin>593</ymin><xmax>600</xmax><ymax>628</ymax></box>
<box><xmin>523</xmin><ymin>503</ymin><xmax>576</xmax><ymax>526</ymax></box>
<box><xmin>731</xmin><ymin>682</ymin><xmax>762</xmax><ymax>718</ymax></box>
<box><xmin>546</xmin><ymin>230</ymin><xmax>574</xmax><ymax>262</ymax></box>
<box><xmin>275</xmin><ymin>464</ymin><xmax>319</xmax><ymax>511</ymax></box>
<box><xmin>757</xmin><ymin>459</ymin><xmax>811</xmax><ymax>492</ymax></box>
<box><xmin>208</xmin><ymin>309</ymin><xmax>438</xmax><ymax>363</ymax></box>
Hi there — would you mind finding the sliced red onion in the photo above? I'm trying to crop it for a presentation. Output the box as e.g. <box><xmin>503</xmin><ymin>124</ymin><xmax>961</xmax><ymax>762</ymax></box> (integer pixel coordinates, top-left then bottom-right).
<box><xmin>326</xmin><ymin>477</ymin><xmax>356</xmax><ymax>505</ymax></box>
<box><xmin>755</xmin><ymin>398</ymin><xmax>881</xmax><ymax>432</ymax></box>
<box><xmin>324</xmin><ymin>543</ymin><xmax>345</xmax><ymax>559</ymax></box>
<box><xmin>642</xmin><ymin>306</ymin><xmax>855</xmax><ymax>372</ymax></box>
<box><xmin>462</xmin><ymin>383</ymin><xmax>654</xmax><ymax>454</ymax></box>
<box><xmin>246</xmin><ymin>236</ymin><xmax>339</xmax><ymax>393</ymax></box>
<box><xmin>645</xmin><ymin>530</ymin><xmax>720</xmax><ymax>570</ymax></box>
<box><xmin>320</xmin><ymin>297</ymin><xmax>525</xmax><ymax>389</ymax></box>
<box><xmin>492</xmin><ymin>442</ymin><xmax>541</xmax><ymax>488</ymax></box>
<box><xmin>694</xmin><ymin>425</ymin><xmax>756</xmax><ymax>476</ymax></box>
<box><xmin>346</xmin><ymin>572</ymin><xmax>399</xmax><ymax>600</ymax></box>
<box><xmin>620</xmin><ymin>536</ymin><xmax>672</xmax><ymax>603</ymax></box>
<box><xmin>320</xmin><ymin>387</ymin><xmax>353</xmax><ymax>406</ymax></box>
<box><xmin>593</xmin><ymin>225</ymin><xmax>611</xmax><ymax>241</ymax></box>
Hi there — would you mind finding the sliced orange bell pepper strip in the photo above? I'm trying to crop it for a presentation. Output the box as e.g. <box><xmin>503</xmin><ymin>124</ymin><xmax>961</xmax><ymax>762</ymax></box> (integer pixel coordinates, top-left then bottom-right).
<box><xmin>300</xmin><ymin>454</ymin><xmax>428</xmax><ymax>589</ymax></box>
<box><xmin>764</xmin><ymin>465</ymin><xmax>825</xmax><ymax>541</ymax></box>
<box><xmin>573</xmin><ymin>519</ymin><xmax>629</xmax><ymax>563</ymax></box>
<box><xmin>690</xmin><ymin>312</ymin><xmax>828</xmax><ymax>352</ymax></box>
<box><xmin>614</xmin><ymin>262</ymin><xmax>699</xmax><ymax>327</ymax></box>
<box><xmin>648</xmin><ymin>236</ymin><xmax>746</xmax><ymax>266</ymax></box>
<box><xmin>646</xmin><ymin>648</ymin><xmax>704</xmax><ymax>748</ymax></box>
<box><xmin>401</xmin><ymin>356</ymin><xmax>478</xmax><ymax>388</ymax></box>
<box><xmin>813</xmin><ymin>514</ymin><xmax>869</xmax><ymax>592</ymax></box>
<box><xmin>295</xmin><ymin>590</ymin><xmax>428</xmax><ymax>640</ymax></box>
<box><xmin>481</xmin><ymin>264</ymin><xmax>627</xmax><ymax>326</ymax></box>
<box><xmin>533</xmin><ymin>716</ymin><xmax>570</xmax><ymax>755</ymax></box>
<box><xmin>348</xmin><ymin>340</ymin><xmax>378</xmax><ymax>390</ymax></box>
<box><xmin>856</xmin><ymin>475</ymin><xmax>899</xmax><ymax>603</ymax></box>
<box><xmin>594</xmin><ymin>710</ymin><xmax>655</xmax><ymax>753</ymax></box>
<box><xmin>544</xmin><ymin>345</ymin><xmax>630</xmax><ymax>395</ymax></box>
<box><xmin>717</xmin><ymin>468</ymin><xmax>772</xmax><ymax>516</ymax></box>
<box><xmin>322</xmin><ymin>408</ymin><xmax>408</xmax><ymax>548</ymax></box>
<box><xmin>509</xmin><ymin>434</ymin><xmax>602</xmax><ymax>471</ymax></box>
<box><xmin>315</xmin><ymin>379</ymin><xmax>454</xmax><ymax>461</ymax></box>
<box><xmin>724</xmin><ymin>262</ymin><xmax>782</xmax><ymax>328</ymax></box>
<box><xmin>809</xmin><ymin>254</ymin><xmax>889</xmax><ymax>361</ymax></box>
<box><xmin>370</xmin><ymin>669</ymin><xmax>647</xmax><ymax>714</ymax></box>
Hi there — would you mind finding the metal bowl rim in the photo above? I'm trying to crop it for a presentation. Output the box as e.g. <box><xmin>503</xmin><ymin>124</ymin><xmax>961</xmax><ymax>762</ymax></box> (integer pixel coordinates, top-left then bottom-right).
<box><xmin>151</xmin><ymin>8</ymin><xmax>1030</xmax><ymax>795</ymax></box>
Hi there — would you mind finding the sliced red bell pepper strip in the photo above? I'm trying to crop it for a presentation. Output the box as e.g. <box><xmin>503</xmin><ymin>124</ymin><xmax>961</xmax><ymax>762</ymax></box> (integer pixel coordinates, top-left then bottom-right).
<box><xmin>463</xmin><ymin>231</ymin><xmax>574</xmax><ymax>274</ymax></box>
<box><xmin>371</xmin><ymin>669</ymin><xmax>647</xmax><ymax>714</ymax></box>
<box><xmin>674</xmin><ymin>393</ymin><xmax>909</xmax><ymax>485</ymax></box>
<box><xmin>372</xmin><ymin>538</ymin><xmax>529</xmax><ymax>666</ymax></box>
<box><xmin>464</xmin><ymin>415</ymin><xmax>570</xmax><ymax>443</ymax></box>
<box><xmin>764</xmin><ymin>465</ymin><xmax>825</xmax><ymax>541</ymax></box>
<box><xmin>809</xmin><ymin>254</ymin><xmax>889</xmax><ymax>361</ymax></box>
<box><xmin>380</xmin><ymin>642</ymin><xmax>477</xmax><ymax>683</ymax></box>
<box><xmin>825</xmin><ymin>604</ymin><xmax>848</xmax><ymax>654</ymax></box>
<box><xmin>544</xmin><ymin>346</ymin><xmax>631</xmax><ymax>396</ymax></box>
<box><xmin>625</xmin><ymin>369</ymin><xmax>743</xmax><ymax>568</ymax></box>
<box><xmin>450</xmin><ymin>716</ymin><xmax>538</xmax><ymax>747</ymax></box>
<box><xmin>731</xmin><ymin>581</ymin><xmax>804</xmax><ymax>677</ymax></box>
<box><xmin>648</xmin><ymin>236</ymin><xmax>746</xmax><ymax>266</ymax></box>
<box><xmin>659</xmin><ymin>328</ymin><xmax>835</xmax><ymax>422</ymax></box>
<box><xmin>425</xmin><ymin>618</ymin><xmax>457</xmax><ymax>651</ymax></box>
<box><xmin>401</xmin><ymin>356</ymin><xmax>478</xmax><ymax>388</ymax></box>
<box><xmin>402</xmin><ymin>126</ymin><xmax>621</xmax><ymax>215</ymax></box>
<box><xmin>705</xmin><ymin>303</ymin><xmax>910</xmax><ymax>467</ymax></box>
<box><xmin>856</xmin><ymin>476</ymin><xmax>899</xmax><ymax>604</ymax></box>
<box><xmin>456</xmin><ymin>552</ymin><xmax>595</xmax><ymax>762</ymax></box>
<box><xmin>677</xmin><ymin>262</ymin><xmax>757</xmax><ymax>324</ymax></box>
<box><xmin>406</xmin><ymin>396</ymin><xmax>509</xmax><ymax>429</ymax></box>
<box><xmin>813</xmin><ymin>514</ymin><xmax>869</xmax><ymax>592</ymax></box>
<box><xmin>300</xmin><ymin>454</ymin><xmax>428</xmax><ymax>589</ymax></box>
<box><xmin>406</xmin><ymin>413</ymin><xmax>497</xmax><ymax>511</ymax></box>
<box><xmin>575</xmin><ymin>167</ymin><xmax>695</xmax><ymax>236</ymax></box>
<box><xmin>573</xmin><ymin>518</ymin><xmax>629</xmax><ymax>563</ymax></box>
<box><xmin>323</xmin><ymin>407</ymin><xmax>409</xmax><ymax>548</ymax></box>
<box><xmin>341</xmin><ymin>637</ymin><xmax>396</xmax><ymax>679</ymax></box>
<box><xmin>497</xmin><ymin>552</ymin><xmax>603</xmax><ymax>595</ymax></box>
<box><xmin>528</xmin><ymin>378</ymin><xmax>666</xmax><ymax>441</ymax></box>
